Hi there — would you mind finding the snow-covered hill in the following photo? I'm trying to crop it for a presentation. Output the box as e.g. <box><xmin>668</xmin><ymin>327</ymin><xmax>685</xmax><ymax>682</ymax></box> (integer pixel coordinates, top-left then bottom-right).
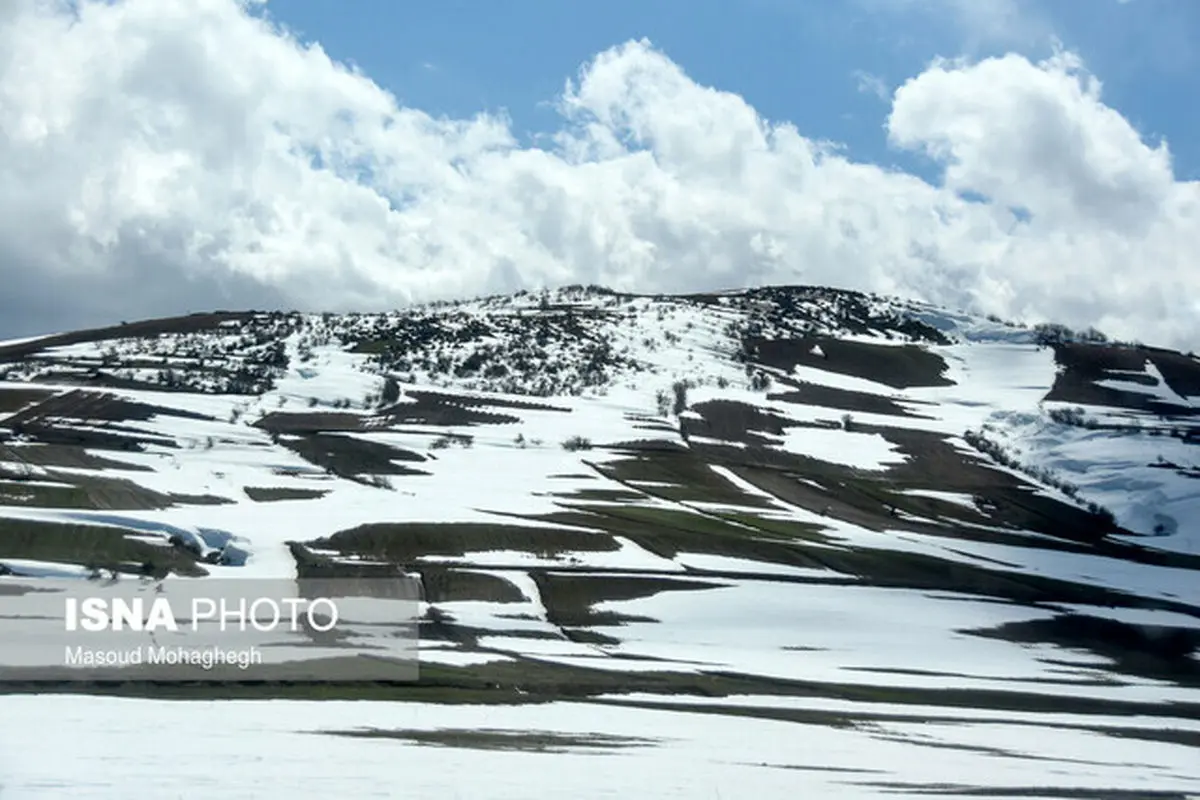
<box><xmin>0</xmin><ymin>284</ymin><xmax>1198</xmax><ymax>797</ymax></box>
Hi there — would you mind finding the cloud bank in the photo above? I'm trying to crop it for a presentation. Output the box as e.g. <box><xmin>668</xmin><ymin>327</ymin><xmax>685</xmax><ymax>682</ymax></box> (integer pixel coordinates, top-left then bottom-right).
<box><xmin>0</xmin><ymin>0</ymin><xmax>1196</xmax><ymax>348</ymax></box>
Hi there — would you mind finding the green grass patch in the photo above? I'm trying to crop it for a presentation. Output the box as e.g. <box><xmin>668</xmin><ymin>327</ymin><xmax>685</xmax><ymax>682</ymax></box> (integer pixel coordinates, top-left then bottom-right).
<box><xmin>278</xmin><ymin>432</ymin><xmax>430</xmax><ymax>483</ymax></box>
<box><xmin>551</xmin><ymin>487</ymin><xmax>649</xmax><ymax>503</ymax></box>
<box><xmin>244</xmin><ymin>485</ymin><xmax>330</xmax><ymax>502</ymax></box>
<box><xmin>419</xmin><ymin>565</ymin><xmax>529</xmax><ymax>603</ymax></box>
<box><xmin>0</xmin><ymin>443</ymin><xmax>152</xmax><ymax>472</ymax></box>
<box><xmin>0</xmin><ymin>473</ymin><xmax>202</xmax><ymax>511</ymax></box>
<box><xmin>307</xmin><ymin>521</ymin><xmax>621</xmax><ymax>564</ymax></box>
<box><xmin>319</xmin><ymin>727</ymin><xmax>660</xmax><ymax>753</ymax></box>
<box><xmin>535</xmin><ymin>505</ymin><xmax>834</xmax><ymax>571</ymax></box>
<box><xmin>0</xmin><ymin>517</ymin><xmax>207</xmax><ymax>577</ymax></box>
<box><xmin>6</xmin><ymin>657</ymin><xmax>1197</xmax><ymax>724</ymax></box>
<box><xmin>715</xmin><ymin>510</ymin><xmax>832</xmax><ymax>543</ymax></box>
<box><xmin>595</xmin><ymin>451</ymin><xmax>774</xmax><ymax>507</ymax></box>
<box><xmin>0</xmin><ymin>387</ymin><xmax>56</xmax><ymax>413</ymax></box>
<box><xmin>967</xmin><ymin>614</ymin><xmax>1200</xmax><ymax>689</ymax></box>
<box><xmin>531</xmin><ymin>571</ymin><xmax>724</xmax><ymax>628</ymax></box>
<box><xmin>749</xmin><ymin>336</ymin><xmax>953</xmax><ymax>389</ymax></box>
<box><xmin>769</xmin><ymin>382</ymin><xmax>929</xmax><ymax>418</ymax></box>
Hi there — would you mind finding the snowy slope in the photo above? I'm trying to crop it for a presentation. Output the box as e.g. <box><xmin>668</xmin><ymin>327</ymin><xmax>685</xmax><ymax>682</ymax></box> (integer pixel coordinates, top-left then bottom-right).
<box><xmin>0</xmin><ymin>284</ymin><xmax>1198</xmax><ymax>797</ymax></box>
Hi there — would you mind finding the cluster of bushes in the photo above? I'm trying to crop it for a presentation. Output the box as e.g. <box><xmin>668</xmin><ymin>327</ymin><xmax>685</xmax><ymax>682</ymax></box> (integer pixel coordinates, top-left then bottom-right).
<box><xmin>510</xmin><ymin>433</ymin><xmax>546</xmax><ymax>448</ymax></box>
<box><xmin>985</xmin><ymin>313</ymin><xmax>1022</xmax><ymax>327</ymax></box>
<box><xmin>962</xmin><ymin>428</ymin><xmax>1115</xmax><ymax>525</ymax></box>
<box><xmin>1146</xmin><ymin>424</ymin><xmax>1196</xmax><ymax>440</ymax></box>
<box><xmin>1046</xmin><ymin>405</ymin><xmax>1093</xmax><ymax>427</ymax></box>
<box><xmin>1031</xmin><ymin>322</ymin><xmax>1139</xmax><ymax>349</ymax></box>
<box><xmin>671</xmin><ymin>380</ymin><xmax>692</xmax><ymax>415</ymax></box>
<box><xmin>78</xmin><ymin>317</ymin><xmax>301</xmax><ymax>395</ymax></box>
<box><xmin>747</xmin><ymin>368</ymin><xmax>772</xmax><ymax>391</ymax></box>
<box><xmin>430</xmin><ymin>434</ymin><xmax>472</xmax><ymax>451</ymax></box>
<box><xmin>655</xmin><ymin>389</ymin><xmax>671</xmax><ymax>417</ymax></box>
<box><xmin>380</xmin><ymin>377</ymin><xmax>401</xmax><ymax>405</ymax></box>
<box><xmin>1032</xmin><ymin>322</ymin><xmax>1108</xmax><ymax>347</ymax></box>
<box><xmin>1045</xmin><ymin>405</ymin><xmax>1196</xmax><ymax>442</ymax></box>
<box><xmin>561</xmin><ymin>435</ymin><xmax>593</xmax><ymax>452</ymax></box>
<box><xmin>340</xmin><ymin>308</ymin><xmax>641</xmax><ymax>398</ymax></box>
<box><xmin>724</xmin><ymin>287</ymin><xmax>950</xmax><ymax>358</ymax></box>
<box><xmin>362</xmin><ymin>474</ymin><xmax>394</xmax><ymax>490</ymax></box>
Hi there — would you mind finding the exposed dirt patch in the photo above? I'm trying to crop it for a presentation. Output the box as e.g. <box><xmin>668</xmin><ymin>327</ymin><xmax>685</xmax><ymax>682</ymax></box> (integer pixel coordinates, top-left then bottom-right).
<box><xmin>535</xmin><ymin>505</ymin><xmax>832</xmax><ymax>572</ymax></box>
<box><xmin>319</xmin><ymin>727</ymin><xmax>659</xmax><ymax>753</ymax></box>
<box><xmin>746</xmin><ymin>337</ymin><xmax>953</xmax><ymax>389</ymax></box>
<box><xmin>278</xmin><ymin>432</ymin><xmax>430</xmax><ymax>482</ymax></box>
<box><xmin>244</xmin><ymin>486</ymin><xmax>330</xmax><ymax>502</ymax></box>
<box><xmin>572</xmin><ymin>452</ymin><xmax>1200</xmax><ymax>611</ymax></box>
<box><xmin>0</xmin><ymin>312</ymin><xmax>262</xmax><ymax>361</ymax></box>
<box><xmin>1047</xmin><ymin>343</ymin><xmax>1200</xmax><ymax>415</ymax></box>
<box><xmin>720</xmin><ymin>463</ymin><xmax>913</xmax><ymax>535</ymax></box>
<box><xmin>419</xmin><ymin>566</ymin><xmax>530</xmax><ymax>603</ymax></box>
<box><xmin>604</xmin><ymin>439</ymin><xmax>689</xmax><ymax>454</ymax></box>
<box><xmin>1</xmin><ymin>391</ymin><xmax>205</xmax><ymax>452</ymax></box>
<box><xmin>395</xmin><ymin>389</ymin><xmax>571</xmax><ymax>414</ymax></box>
<box><xmin>288</xmin><ymin>542</ymin><xmax>407</xmax><ymax>580</ymax></box>
<box><xmin>4</xmin><ymin>389</ymin><xmax>212</xmax><ymax>425</ymax></box>
<box><xmin>169</xmin><ymin>492</ymin><xmax>235</xmax><ymax>506</ymax></box>
<box><xmin>0</xmin><ymin>442</ymin><xmax>152</xmax><ymax>472</ymax></box>
<box><xmin>549</xmin><ymin>487</ymin><xmax>648</xmax><ymax>503</ymax></box>
<box><xmin>600</xmin><ymin>427</ymin><xmax>1158</xmax><ymax>564</ymax></box>
<box><xmin>967</xmin><ymin>614</ymin><xmax>1200</xmax><ymax>688</ymax></box>
<box><xmin>532</xmin><ymin>571</ymin><xmax>726</xmax><ymax>628</ymax></box>
<box><xmin>713</xmin><ymin>510</ymin><xmax>832</xmax><ymax>544</ymax></box>
<box><xmin>5</xmin><ymin>656</ymin><xmax>1200</xmax><ymax>721</ymax></box>
<box><xmin>0</xmin><ymin>471</ymin><xmax>220</xmax><ymax>511</ymax></box>
<box><xmin>307</xmin><ymin>522</ymin><xmax>621</xmax><ymax>565</ymax></box>
<box><xmin>864</xmin><ymin>426</ymin><xmax>1125</xmax><ymax>544</ymax></box>
<box><xmin>594</xmin><ymin>450</ymin><xmax>774</xmax><ymax>507</ymax></box>
<box><xmin>255</xmin><ymin>412</ymin><xmax>367</xmax><ymax>435</ymax></box>
<box><xmin>1148</xmin><ymin>348</ymin><xmax>1200</xmax><ymax>398</ymax></box>
<box><xmin>769</xmin><ymin>382</ymin><xmax>930</xmax><ymax>418</ymax></box>
<box><xmin>6</xmin><ymin>423</ymin><xmax>174</xmax><ymax>453</ymax></box>
<box><xmin>0</xmin><ymin>517</ymin><xmax>208</xmax><ymax>577</ymax></box>
<box><xmin>0</xmin><ymin>387</ymin><xmax>56</xmax><ymax>414</ymax></box>
<box><xmin>682</xmin><ymin>399</ymin><xmax>805</xmax><ymax>447</ymax></box>
<box><xmin>27</xmin><ymin>371</ymin><xmax>209</xmax><ymax>394</ymax></box>
<box><xmin>380</xmin><ymin>391</ymin><xmax>524</xmax><ymax>427</ymax></box>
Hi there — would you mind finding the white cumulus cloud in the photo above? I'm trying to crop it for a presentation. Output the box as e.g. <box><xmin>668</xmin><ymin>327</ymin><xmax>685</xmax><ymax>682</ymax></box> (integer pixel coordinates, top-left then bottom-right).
<box><xmin>0</xmin><ymin>0</ymin><xmax>1197</xmax><ymax>349</ymax></box>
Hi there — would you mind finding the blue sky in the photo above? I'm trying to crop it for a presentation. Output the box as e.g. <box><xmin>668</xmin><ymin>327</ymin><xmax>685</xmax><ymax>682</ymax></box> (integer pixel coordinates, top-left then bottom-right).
<box><xmin>0</xmin><ymin>0</ymin><xmax>1197</xmax><ymax>347</ymax></box>
<box><xmin>259</xmin><ymin>0</ymin><xmax>1200</xmax><ymax>181</ymax></box>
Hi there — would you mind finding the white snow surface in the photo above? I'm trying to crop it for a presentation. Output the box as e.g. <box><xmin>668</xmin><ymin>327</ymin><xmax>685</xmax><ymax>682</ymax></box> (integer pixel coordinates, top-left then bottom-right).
<box><xmin>0</xmin><ymin>695</ymin><xmax>1197</xmax><ymax>799</ymax></box>
<box><xmin>1</xmin><ymin>287</ymin><xmax>1198</xmax><ymax>796</ymax></box>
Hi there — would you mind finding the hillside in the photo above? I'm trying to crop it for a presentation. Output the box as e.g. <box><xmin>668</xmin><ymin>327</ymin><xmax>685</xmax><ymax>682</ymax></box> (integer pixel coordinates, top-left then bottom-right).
<box><xmin>1</xmin><ymin>284</ymin><xmax>1198</xmax><ymax>797</ymax></box>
